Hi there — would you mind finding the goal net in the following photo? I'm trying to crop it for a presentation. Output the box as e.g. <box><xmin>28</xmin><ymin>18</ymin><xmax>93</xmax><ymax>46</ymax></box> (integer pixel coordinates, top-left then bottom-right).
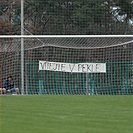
<box><xmin>0</xmin><ymin>35</ymin><xmax>133</xmax><ymax>95</ymax></box>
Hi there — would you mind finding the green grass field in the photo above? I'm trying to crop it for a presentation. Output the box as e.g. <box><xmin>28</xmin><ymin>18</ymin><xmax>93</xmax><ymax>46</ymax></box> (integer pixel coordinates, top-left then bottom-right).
<box><xmin>0</xmin><ymin>95</ymin><xmax>132</xmax><ymax>133</ymax></box>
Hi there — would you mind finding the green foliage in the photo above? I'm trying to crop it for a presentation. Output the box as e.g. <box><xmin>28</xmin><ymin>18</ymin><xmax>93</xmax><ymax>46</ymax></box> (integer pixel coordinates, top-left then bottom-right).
<box><xmin>23</xmin><ymin>0</ymin><xmax>132</xmax><ymax>34</ymax></box>
<box><xmin>116</xmin><ymin>0</ymin><xmax>133</xmax><ymax>19</ymax></box>
<box><xmin>0</xmin><ymin>0</ymin><xmax>132</xmax><ymax>34</ymax></box>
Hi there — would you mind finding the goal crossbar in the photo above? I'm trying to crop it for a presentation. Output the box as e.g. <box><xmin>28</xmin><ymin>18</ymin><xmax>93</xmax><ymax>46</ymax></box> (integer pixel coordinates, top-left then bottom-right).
<box><xmin>0</xmin><ymin>35</ymin><xmax>133</xmax><ymax>38</ymax></box>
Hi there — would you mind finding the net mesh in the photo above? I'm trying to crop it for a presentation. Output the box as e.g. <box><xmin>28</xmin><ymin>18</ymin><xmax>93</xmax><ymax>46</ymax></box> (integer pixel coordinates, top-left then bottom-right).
<box><xmin>0</xmin><ymin>0</ymin><xmax>133</xmax><ymax>35</ymax></box>
<box><xmin>0</xmin><ymin>36</ymin><xmax>133</xmax><ymax>95</ymax></box>
<box><xmin>0</xmin><ymin>0</ymin><xmax>133</xmax><ymax>95</ymax></box>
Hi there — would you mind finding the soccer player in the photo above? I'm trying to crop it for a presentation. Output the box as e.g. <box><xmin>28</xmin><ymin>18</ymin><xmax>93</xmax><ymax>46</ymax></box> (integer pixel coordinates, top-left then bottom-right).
<box><xmin>3</xmin><ymin>76</ymin><xmax>19</xmax><ymax>94</ymax></box>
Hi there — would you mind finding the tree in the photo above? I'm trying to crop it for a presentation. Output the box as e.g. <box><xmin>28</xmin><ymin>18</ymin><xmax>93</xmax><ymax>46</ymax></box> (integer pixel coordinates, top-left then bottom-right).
<box><xmin>0</xmin><ymin>0</ymin><xmax>132</xmax><ymax>35</ymax></box>
<box><xmin>109</xmin><ymin>0</ymin><xmax>133</xmax><ymax>32</ymax></box>
<box><xmin>21</xmin><ymin>0</ymin><xmax>133</xmax><ymax>34</ymax></box>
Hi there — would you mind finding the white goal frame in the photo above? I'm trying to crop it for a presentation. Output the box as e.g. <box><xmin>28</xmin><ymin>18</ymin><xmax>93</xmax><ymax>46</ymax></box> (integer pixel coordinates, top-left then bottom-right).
<box><xmin>0</xmin><ymin>35</ymin><xmax>133</xmax><ymax>38</ymax></box>
<box><xmin>0</xmin><ymin>35</ymin><xmax>132</xmax><ymax>95</ymax></box>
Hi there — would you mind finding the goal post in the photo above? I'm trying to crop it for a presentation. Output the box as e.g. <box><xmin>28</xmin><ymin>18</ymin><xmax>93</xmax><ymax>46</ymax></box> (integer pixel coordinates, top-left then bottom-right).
<box><xmin>0</xmin><ymin>35</ymin><xmax>133</xmax><ymax>95</ymax></box>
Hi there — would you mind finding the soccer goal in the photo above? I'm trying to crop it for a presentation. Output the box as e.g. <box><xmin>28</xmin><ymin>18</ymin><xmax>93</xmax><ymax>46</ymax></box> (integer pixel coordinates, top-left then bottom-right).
<box><xmin>0</xmin><ymin>35</ymin><xmax>133</xmax><ymax>95</ymax></box>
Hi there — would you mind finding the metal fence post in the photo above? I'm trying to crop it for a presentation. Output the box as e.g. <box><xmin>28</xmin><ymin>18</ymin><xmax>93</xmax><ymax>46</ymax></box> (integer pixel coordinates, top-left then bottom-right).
<box><xmin>21</xmin><ymin>0</ymin><xmax>24</xmax><ymax>95</ymax></box>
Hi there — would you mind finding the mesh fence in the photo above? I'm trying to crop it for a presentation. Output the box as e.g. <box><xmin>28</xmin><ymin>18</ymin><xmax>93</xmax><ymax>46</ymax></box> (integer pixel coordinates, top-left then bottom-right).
<box><xmin>0</xmin><ymin>0</ymin><xmax>133</xmax><ymax>95</ymax></box>
<box><xmin>0</xmin><ymin>0</ymin><xmax>133</xmax><ymax>35</ymax></box>
<box><xmin>0</xmin><ymin>37</ymin><xmax>133</xmax><ymax>95</ymax></box>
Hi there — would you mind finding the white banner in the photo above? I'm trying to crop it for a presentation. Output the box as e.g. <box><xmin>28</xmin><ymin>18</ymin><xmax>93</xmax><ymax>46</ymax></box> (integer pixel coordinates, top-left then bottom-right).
<box><xmin>39</xmin><ymin>61</ymin><xmax>106</xmax><ymax>73</ymax></box>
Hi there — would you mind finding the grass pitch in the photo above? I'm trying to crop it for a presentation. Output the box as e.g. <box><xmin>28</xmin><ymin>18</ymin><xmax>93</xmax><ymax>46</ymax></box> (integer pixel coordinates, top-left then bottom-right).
<box><xmin>0</xmin><ymin>95</ymin><xmax>132</xmax><ymax>133</ymax></box>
